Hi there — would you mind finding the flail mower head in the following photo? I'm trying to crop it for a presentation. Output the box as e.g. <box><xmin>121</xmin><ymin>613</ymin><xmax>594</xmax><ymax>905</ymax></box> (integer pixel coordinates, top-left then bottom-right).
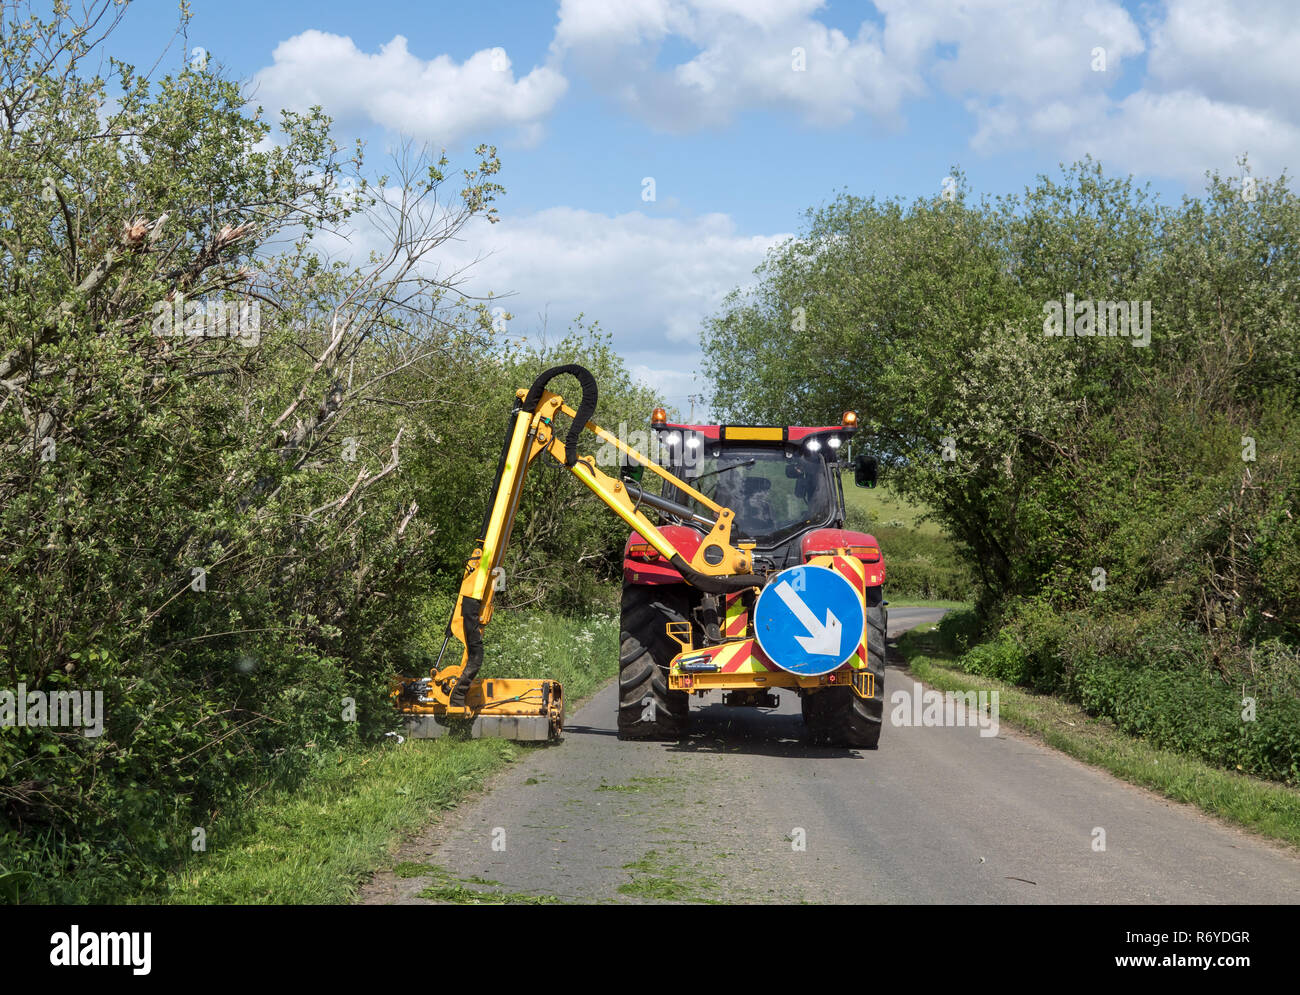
<box><xmin>393</xmin><ymin>673</ymin><xmax>564</xmax><ymax>742</ymax></box>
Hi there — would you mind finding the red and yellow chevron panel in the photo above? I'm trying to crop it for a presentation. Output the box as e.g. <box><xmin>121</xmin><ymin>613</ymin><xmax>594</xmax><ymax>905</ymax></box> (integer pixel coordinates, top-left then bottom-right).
<box><xmin>670</xmin><ymin>557</ymin><xmax>873</xmax><ymax>684</ymax></box>
<box><xmin>724</xmin><ymin>592</ymin><xmax>748</xmax><ymax>638</ymax></box>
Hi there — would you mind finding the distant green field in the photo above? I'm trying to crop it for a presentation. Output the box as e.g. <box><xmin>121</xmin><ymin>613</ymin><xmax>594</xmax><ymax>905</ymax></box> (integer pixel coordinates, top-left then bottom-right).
<box><xmin>840</xmin><ymin>473</ymin><xmax>943</xmax><ymax>537</ymax></box>
<box><xmin>839</xmin><ymin>471</ymin><xmax>973</xmax><ymax>601</ymax></box>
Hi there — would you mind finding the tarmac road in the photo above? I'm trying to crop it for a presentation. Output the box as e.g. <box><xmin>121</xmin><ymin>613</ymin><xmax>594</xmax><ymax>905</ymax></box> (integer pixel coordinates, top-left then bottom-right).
<box><xmin>360</xmin><ymin>606</ymin><xmax>1300</xmax><ymax>904</ymax></box>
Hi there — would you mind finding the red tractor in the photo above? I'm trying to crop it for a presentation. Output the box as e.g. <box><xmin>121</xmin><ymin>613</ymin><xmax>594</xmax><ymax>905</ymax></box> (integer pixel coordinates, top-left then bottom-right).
<box><xmin>395</xmin><ymin>365</ymin><xmax>886</xmax><ymax>749</ymax></box>
<box><xmin>618</xmin><ymin>410</ymin><xmax>887</xmax><ymax>746</ymax></box>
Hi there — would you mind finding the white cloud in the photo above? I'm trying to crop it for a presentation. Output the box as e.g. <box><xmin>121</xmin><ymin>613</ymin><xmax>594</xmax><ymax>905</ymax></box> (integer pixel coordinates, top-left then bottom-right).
<box><xmin>451</xmin><ymin>206</ymin><xmax>785</xmax><ymax>346</ymax></box>
<box><xmin>250</xmin><ymin>30</ymin><xmax>567</xmax><ymax>145</ymax></box>
<box><xmin>882</xmin><ymin>0</ymin><xmax>1145</xmax><ymax>155</ymax></box>
<box><xmin>883</xmin><ymin>0</ymin><xmax>1145</xmax><ymax>102</ymax></box>
<box><xmin>553</xmin><ymin>0</ymin><xmax>923</xmax><ymax>130</ymax></box>
<box><xmin>1065</xmin><ymin>90</ymin><xmax>1300</xmax><ymax>184</ymax></box>
<box><xmin>312</xmin><ymin>202</ymin><xmax>786</xmax><ymax>402</ymax></box>
<box><xmin>950</xmin><ymin>0</ymin><xmax>1300</xmax><ymax>183</ymax></box>
<box><xmin>549</xmin><ymin>0</ymin><xmax>1299</xmax><ymax>183</ymax></box>
<box><xmin>553</xmin><ymin>0</ymin><xmax>689</xmax><ymax>48</ymax></box>
<box><xmin>550</xmin><ymin>0</ymin><xmax>1148</xmax><ymax>132</ymax></box>
<box><xmin>1147</xmin><ymin>0</ymin><xmax>1300</xmax><ymax>124</ymax></box>
<box><xmin>628</xmin><ymin>362</ymin><xmax>711</xmax><ymax>411</ymax></box>
<box><xmin>249</xmin><ymin>2</ymin><xmax>1300</xmax><ymax>186</ymax></box>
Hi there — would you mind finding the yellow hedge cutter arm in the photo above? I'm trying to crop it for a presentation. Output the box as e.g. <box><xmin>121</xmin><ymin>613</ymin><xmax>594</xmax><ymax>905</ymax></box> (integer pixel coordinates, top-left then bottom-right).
<box><xmin>393</xmin><ymin>364</ymin><xmax>764</xmax><ymax>740</ymax></box>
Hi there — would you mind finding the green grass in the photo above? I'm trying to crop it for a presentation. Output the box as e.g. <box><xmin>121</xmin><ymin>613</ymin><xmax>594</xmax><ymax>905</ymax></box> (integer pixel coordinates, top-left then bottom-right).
<box><xmin>617</xmin><ymin>849</ymin><xmax>723</xmax><ymax>903</ymax></box>
<box><xmin>841</xmin><ymin>475</ymin><xmax>943</xmax><ymax>536</ymax></box>
<box><xmin>883</xmin><ymin>597</ymin><xmax>973</xmax><ymax>610</ymax></box>
<box><xmin>418</xmin><ymin>883</ymin><xmax>559</xmax><ymax>905</ymax></box>
<box><xmin>414</xmin><ymin>864</ymin><xmax>558</xmax><ymax>905</ymax></box>
<box><xmin>396</xmin><ymin>862</ymin><xmax>556</xmax><ymax>904</ymax></box>
<box><xmin>143</xmin><ymin>608</ymin><xmax>618</xmax><ymax>904</ymax></box>
<box><xmin>394</xmin><ymin>861</ymin><xmax>440</xmax><ymax>878</ymax></box>
<box><xmin>897</xmin><ymin>623</ymin><xmax>1300</xmax><ymax>849</ymax></box>
<box><xmin>839</xmin><ymin>474</ymin><xmax>974</xmax><ymax>601</ymax></box>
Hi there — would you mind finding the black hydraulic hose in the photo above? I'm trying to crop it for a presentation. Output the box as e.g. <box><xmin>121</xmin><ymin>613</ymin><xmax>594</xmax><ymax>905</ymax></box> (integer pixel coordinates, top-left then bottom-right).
<box><xmin>621</xmin><ymin>484</ymin><xmax>764</xmax><ymax>592</ymax></box>
<box><xmin>449</xmin><ymin>596</ymin><xmax>484</xmax><ymax>706</ymax></box>
<box><xmin>522</xmin><ymin>363</ymin><xmax>598</xmax><ymax>467</ymax></box>
<box><xmin>668</xmin><ymin>554</ymin><xmax>766</xmax><ymax>594</ymax></box>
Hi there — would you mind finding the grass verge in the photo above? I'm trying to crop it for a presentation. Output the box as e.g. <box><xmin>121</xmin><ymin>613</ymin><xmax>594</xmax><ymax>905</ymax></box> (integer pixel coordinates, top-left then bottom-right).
<box><xmin>145</xmin><ymin>608</ymin><xmax>618</xmax><ymax>904</ymax></box>
<box><xmin>896</xmin><ymin>623</ymin><xmax>1300</xmax><ymax>849</ymax></box>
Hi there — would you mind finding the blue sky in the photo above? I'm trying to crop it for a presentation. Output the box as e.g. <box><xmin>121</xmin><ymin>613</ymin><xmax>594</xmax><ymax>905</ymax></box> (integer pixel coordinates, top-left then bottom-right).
<box><xmin>103</xmin><ymin>0</ymin><xmax>1299</xmax><ymax>414</ymax></box>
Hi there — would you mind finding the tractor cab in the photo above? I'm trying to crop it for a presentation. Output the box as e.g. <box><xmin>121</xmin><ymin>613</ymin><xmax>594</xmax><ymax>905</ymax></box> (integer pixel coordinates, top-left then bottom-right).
<box><xmin>646</xmin><ymin>411</ymin><xmax>866</xmax><ymax>569</ymax></box>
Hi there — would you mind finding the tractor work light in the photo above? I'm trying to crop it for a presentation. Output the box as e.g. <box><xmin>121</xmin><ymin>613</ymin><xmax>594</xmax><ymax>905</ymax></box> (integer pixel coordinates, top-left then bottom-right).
<box><xmin>805</xmin><ymin>438</ymin><xmax>822</xmax><ymax>452</ymax></box>
<box><xmin>651</xmin><ymin>407</ymin><xmax>667</xmax><ymax>426</ymax></box>
<box><xmin>828</xmin><ymin>436</ymin><xmax>842</xmax><ymax>449</ymax></box>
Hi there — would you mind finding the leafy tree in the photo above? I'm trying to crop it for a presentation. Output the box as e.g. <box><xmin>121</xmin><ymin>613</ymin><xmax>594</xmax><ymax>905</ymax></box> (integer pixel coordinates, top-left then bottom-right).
<box><xmin>702</xmin><ymin>157</ymin><xmax>1300</xmax><ymax>771</ymax></box>
<box><xmin>0</xmin><ymin>2</ymin><xmax>657</xmax><ymax>900</ymax></box>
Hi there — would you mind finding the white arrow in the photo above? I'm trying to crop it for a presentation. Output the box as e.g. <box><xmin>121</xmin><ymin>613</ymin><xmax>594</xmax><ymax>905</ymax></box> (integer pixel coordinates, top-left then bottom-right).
<box><xmin>774</xmin><ymin>581</ymin><xmax>842</xmax><ymax>657</ymax></box>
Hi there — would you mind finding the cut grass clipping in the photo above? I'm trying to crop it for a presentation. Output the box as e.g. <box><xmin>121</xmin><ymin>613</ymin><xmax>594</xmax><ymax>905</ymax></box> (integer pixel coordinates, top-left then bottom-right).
<box><xmin>897</xmin><ymin>623</ymin><xmax>1300</xmax><ymax>849</ymax></box>
<box><xmin>618</xmin><ymin>849</ymin><xmax>722</xmax><ymax>904</ymax></box>
<box><xmin>410</xmin><ymin>865</ymin><xmax>558</xmax><ymax>905</ymax></box>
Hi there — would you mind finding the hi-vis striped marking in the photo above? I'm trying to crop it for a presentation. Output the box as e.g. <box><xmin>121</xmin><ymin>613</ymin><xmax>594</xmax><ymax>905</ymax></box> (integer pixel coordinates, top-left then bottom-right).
<box><xmin>805</xmin><ymin>555</ymin><xmax>870</xmax><ymax>669</ymax></box>
<box><xmin>674</xmin><ymin>557</ymin><xmax>873</xmax><ymax>676</ymax></box>
<box><xmin>725</xmin><ymin>593</ymin><xmax>748</xmax><ymax>638</ymax></box>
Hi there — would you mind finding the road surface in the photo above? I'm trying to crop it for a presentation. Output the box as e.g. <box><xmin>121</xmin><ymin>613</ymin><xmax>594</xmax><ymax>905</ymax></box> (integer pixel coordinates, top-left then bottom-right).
<box><xmin>360</xmin><ymin>607</ymin><xmax>1300</xmax><ymax>904</ymax></box>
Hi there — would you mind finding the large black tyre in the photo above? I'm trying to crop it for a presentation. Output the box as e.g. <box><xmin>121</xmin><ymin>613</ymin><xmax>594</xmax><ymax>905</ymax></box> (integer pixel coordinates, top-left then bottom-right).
<box><xmin>802</xmin><ymin>587</ymin><xmax>886</xmax><ymax>748</ymax></box>
<box><xmin>618</xmin><ymin>583</ymin><xmax>692</xmax><ymax>740</ymax></box>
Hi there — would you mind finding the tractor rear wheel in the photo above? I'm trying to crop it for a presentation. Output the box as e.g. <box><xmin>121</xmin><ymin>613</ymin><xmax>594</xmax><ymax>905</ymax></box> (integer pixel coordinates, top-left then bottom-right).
<box><xmin>802</xmin><ymin>588</ymin><xmax>886</xmax><ymax>748</ymax></box>
<box><xmin>618</xmin><ymin>583</ymin><xmax>691</xmax><ymax>740</ymax></box>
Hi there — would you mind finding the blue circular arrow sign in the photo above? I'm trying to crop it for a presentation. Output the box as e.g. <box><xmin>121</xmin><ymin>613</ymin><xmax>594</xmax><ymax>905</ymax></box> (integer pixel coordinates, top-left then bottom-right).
<box><xmin>753</xmin><ymin>565</ymin><xmax>865</xmax><ymax>676</ymax></box>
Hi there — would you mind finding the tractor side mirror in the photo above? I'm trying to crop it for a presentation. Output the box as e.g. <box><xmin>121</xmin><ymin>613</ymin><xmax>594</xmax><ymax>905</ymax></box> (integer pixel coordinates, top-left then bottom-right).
<box><xmin>854</xmin><ymin>453</ymin><xmax>878</xmax><ymax>489</ymax></box>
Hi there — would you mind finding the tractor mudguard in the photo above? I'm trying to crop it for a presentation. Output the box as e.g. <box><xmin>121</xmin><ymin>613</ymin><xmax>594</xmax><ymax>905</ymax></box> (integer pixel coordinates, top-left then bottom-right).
<box><xmin>623</xmin><ymin>525</ymin><xmax>704</xmax><ymax>585</ymax></box>
<box><xmin>801</xmin><ymin>528</ymin><xmax>886</xmax><ymax>585</ymax></box>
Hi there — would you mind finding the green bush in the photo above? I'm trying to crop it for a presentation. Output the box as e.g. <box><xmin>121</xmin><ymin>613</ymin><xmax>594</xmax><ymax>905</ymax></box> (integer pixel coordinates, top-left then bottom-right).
<box><xmin>959</xmin><ymin>633</ymin><xmax>1030</xmax><ymax>685</ymax></box>
<box><xmin>955</xmin><ymin>601</ymin><xmax>1300</xmax><ymax>784</ymax></box>
<box><xmin>1070</xmin><ymin>659</ymin><xmax>1300</xmax><ymax>783</ymax></box>
<box><xmin>932</xmin><ymin>608</ymin><xmax>984</xmax><ymax>657</ymax></box>
<box><xmin>866</xmin><ymin>525</ymin><xmax>975</xmax><ymax>601</ymax></box>
<box><xmin>0</xmin><ymin>11</ymin><xmax>659</xmax><ymax>903</ymax></box>
<box><xmin>885</xmin><ymin>560</ymin><xmax>972</xmax><ymax>601</ymax></box>
<box><xmin>706</xmin><ymin>154</ymin><xmax>1300</xmax><ymax>786</ymax></box>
